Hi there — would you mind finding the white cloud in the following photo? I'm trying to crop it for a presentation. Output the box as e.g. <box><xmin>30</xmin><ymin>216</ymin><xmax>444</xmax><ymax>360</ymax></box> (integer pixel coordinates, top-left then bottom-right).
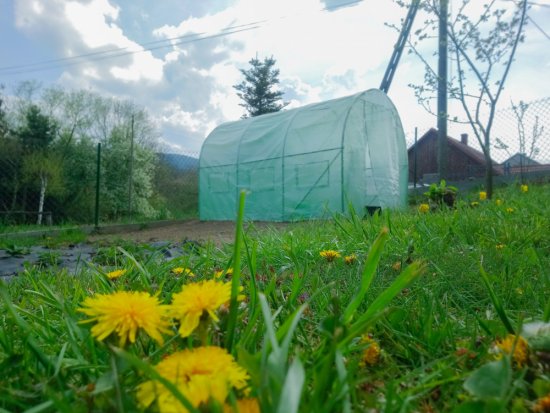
<box><xmin>161</xmin><ymin>103</ymin><xmax>206</xmax><ymax>132</ymax></box>
<box><xmin>63</xmin><ymin>0</ymin><xmax>163</xmax><ymax>82</ymax></box>
<box><xmin>31</xmin><ymin>0</ymin><xmax>44</xmax><ymax>15</ymax></box>
<box><xmin>64</xmin><ymin>0</ymin><xmax>120</xmax><ymax>49</ymax></box>
<box><xmin>10</xmin><ymin>0</ymin><xmax>550</xmax><ymax>154</ymax></box>
<box><xmin>82</xmin><ymin>67</ymin><xmax>100</xmax><ymax>79</ymax></box>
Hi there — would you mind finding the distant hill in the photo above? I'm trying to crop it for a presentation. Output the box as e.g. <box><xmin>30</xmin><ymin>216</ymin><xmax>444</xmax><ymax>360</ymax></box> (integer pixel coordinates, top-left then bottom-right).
<box><xmin>157</xmin><ymin>153</ymin><xmax>199</xmax><ymax>171</ymax></box>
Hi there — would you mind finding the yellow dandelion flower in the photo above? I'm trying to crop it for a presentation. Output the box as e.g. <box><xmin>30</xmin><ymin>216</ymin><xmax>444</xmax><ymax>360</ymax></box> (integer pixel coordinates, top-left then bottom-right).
<box><xmin>506</xmin><ymin>207</ymin><xmax>515</xmax><ymax>213</ymax></box>
<box><xmin>320</xmin><ymin>250</ymin><xmax>341</xmax><ymax>262</ymax></box>
<box><xmin>360</xmin><ymin>335</ymin><xmax>381</xmax><ymax>366</ymax></box>
<box><xmin>418</xmin><ymin>203</ymin><xmax>430</xmax><ymax>213</ymax></box>
<box><xmin>169</xmin><ymin>280</ymin><xmax>233</xmax><ymax>337</ymax></box>
<box><xmin>137</xmin><ymin>346</ymin><xmax>249</xmax><ymax>413</ymax></box>
<box><xmin>521</xmin><ymin>184</ymin><xmax>528</xmax><ymax>193</ymax></box>
<box><xmin>479</xmin><ymin>191</ymin><xmax>487</xmax><ymax>201</ymax></box>
<box><xmin>78</xmin><ymin>291</ymin><xmax>170</xmax><ymax>346</ymax></box>
<box><xmin>106</xmin><ymin>269</ymin><xmax>126</xmax><ymax>279</ymax></box>
<box><xmin>495</xmin><ymin>334</ymin><xmax>529</xmax><ymax>367</ymax></box>
<box><xmin>495</xmin><ymin>199</ymin><xmax>503</xmax><ymax>206</ymax></box>
<box><xmin>344</xmin><ymin>254</ymin><xmax>357</xmax><ymax>265</ymax></box>
<box><xmin>214</xmin><ymin>268</ymin><xmax>234</xmax><ymax>278</ymax></box>
<box><xmin>533</xmin><ymin>393</ymin><xmax>550</xmax><ymax>413</ymax></box>
<box><xmin>172</xmin><ymin>267</ymin><xmax>195</xmax><ymax>277</ymax></box>
<box><xmin>224</xmin><ymin>398</ymin><xmax>261</xmax><ymax>413</ymax></box>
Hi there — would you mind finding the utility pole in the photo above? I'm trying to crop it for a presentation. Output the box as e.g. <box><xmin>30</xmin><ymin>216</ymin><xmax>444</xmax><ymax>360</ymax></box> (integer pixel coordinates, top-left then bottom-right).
<box><xmin>437</xmin><ymin>0</ymin><xmax>448</xmax><ymax>180</ymax></box>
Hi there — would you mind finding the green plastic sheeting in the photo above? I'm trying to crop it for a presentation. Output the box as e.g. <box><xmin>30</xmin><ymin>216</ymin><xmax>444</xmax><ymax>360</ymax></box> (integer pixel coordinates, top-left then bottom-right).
<box><xmin>199</xmin><ymin>89</ymin><xmax>408</xmax><ymax>221</ymax></box>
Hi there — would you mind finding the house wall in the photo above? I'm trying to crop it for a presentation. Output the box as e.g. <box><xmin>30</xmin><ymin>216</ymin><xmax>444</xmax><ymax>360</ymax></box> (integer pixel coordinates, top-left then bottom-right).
<box><xmin>408</xmin><ymin>133</ymin><xmax>486</xmax><ymax>182</ymax></box>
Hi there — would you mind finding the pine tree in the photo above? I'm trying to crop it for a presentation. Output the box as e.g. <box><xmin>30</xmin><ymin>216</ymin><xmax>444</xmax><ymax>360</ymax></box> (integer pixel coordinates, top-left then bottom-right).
<box><xmin>234</xmin><ymin>56</ymin><xmax>288</xmax><ymax>118</ymax></box>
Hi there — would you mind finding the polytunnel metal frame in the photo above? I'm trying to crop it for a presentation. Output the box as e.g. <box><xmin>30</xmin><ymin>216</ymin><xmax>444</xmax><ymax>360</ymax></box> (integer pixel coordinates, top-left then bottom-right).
<box><xmin>199</xmin><ymin>89</ymin><xmax>408</xmax><ymax>221</ymax></box>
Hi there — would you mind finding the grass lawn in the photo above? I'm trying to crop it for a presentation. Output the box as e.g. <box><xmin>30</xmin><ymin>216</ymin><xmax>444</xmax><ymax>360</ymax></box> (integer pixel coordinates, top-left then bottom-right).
<box><xmin>1</xmin><ymin>183</ymin><xmax>549</xmax><ymax>412</ymax></box>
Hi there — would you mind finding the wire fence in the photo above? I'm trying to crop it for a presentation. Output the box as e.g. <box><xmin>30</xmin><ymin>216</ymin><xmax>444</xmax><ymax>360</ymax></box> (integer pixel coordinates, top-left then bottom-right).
<box><xmin>0</xmin><ymin>142</ymin><xmax>199</xmax><ymax>228</ymax></box>
<box><xmin>1</xmin><ymin>97</ymin><xmax>549</xmax><ymax>229</ymax></box>
<box><xmin>407</xmin><ymin>96</ymin><xmax>550</xmax><ymax>186</ymax></box>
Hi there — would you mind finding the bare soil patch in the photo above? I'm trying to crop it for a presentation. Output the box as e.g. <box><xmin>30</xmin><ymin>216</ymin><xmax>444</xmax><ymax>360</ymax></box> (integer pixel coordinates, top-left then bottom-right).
<box><xmin>87</xmin><ymin>220</ymin><xmax>291</xmax><ymax>246</ymax></box>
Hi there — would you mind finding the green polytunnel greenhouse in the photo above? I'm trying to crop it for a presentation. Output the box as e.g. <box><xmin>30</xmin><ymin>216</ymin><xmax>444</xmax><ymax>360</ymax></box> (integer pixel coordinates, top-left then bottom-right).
<box><xmin>199</xmin><ymin>88</ymin><xmax>408</xmax><ymax>221</ymax></box>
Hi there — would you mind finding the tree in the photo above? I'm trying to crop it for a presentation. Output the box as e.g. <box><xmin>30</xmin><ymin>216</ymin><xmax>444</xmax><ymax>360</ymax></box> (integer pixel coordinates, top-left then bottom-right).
<box><xmin>16</xmin><ymin>105</ymin><xmax>60</xmax><ymax>224</ymax></box>
<box><xmin>0</xmin><ymin>85</ymin><xmax>9</xmax><ymax>139</ymax></box>
<box><xmin>397</xmin><ymin>0</ymin><xmax>528</xmax><ymax>197</ymax></box>
<box><xmin>22</xmin><ymin>152</ymin><xmax>64</xmax><ymax>224</ymax></box>
<box><xmin>234</xmin><ymin>56</ymin><xmax>288</xmax><ymax>118</ymax></box>
<box><xmin>2</xmin><ymin>82</ymin><xmax>162</xmax><ymax>224</ymax></box>
<box><xmin>17</xmin><ymin>104</ymin><xmax>57</xmax><ymax>152</ymax></box>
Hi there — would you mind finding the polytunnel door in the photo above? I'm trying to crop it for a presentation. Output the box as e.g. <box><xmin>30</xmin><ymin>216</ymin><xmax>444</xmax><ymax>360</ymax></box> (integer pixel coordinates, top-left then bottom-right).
<box><xmin>238</xmin><ymin>158</ymin><xmax>283</xmax><ymax>221</ymax></box>
<box><xmin>283</xmin><ymin>148</ymin><xmax>343</xmax><ymax>220</ymax></box>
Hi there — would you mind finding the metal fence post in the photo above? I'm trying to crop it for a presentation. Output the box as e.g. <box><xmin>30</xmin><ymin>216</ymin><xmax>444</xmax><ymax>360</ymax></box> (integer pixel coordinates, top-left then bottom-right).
<box><xmin>128</xmin><ymin>114</ymin><xmax>134</xmax><ymax>218</ymax></box>
<box><xmin>94</xmin><ymin>142</ymin><xmax>101</xmax><ymax>230</ymax></box>
<box><xmin>414</xmin><ymin>127</ymin><xmax>418</xmax><ymax>190</ymax></box>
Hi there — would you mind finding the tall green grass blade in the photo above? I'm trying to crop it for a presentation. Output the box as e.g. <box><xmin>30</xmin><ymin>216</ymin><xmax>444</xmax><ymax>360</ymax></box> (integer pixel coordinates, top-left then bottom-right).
<box><xmin>22</xmin><ymin>400</ymin><xmax>54</xmax><ymax>413</ymax></box>
<box><xmin>110</xmin><ymin>352</ymin><xmax>125</xmax><ymax>413</ymax></box>
<box><xmin>118</xmin><ymin>247</ymin><xmax>151</xmax><ymax>289</ymax></box>
<box><xmin>343</xmin><ymin>227</ymin><xmax>389</xmax><ymax>324</ymax></box>
<box><xmin>53</xmin><ymin>342</ymin><xmax>69</xmax><ymax>377</ymax></box>
<box><xmin>226</xmin><ymin>190</ymin><xmax>246</xmax><ymax>353</ymax></box>
<box><xmin>26</xmin><ymin>336</ymin><xmax>56</xmax><ymax>372</ymax></box>
<box><xmin>259</xmin><ymin>293</ymin><xmax>280</xmax><ymax>354</ymax></box>
<box><xmin>335</xmin><ymin>350</ymin><xmax>351</xmax><ymax>413</ymax></box>
<box><xmin>279</xmin><ymin>305</ymin><xmax>307</xmax><ymax>358</ymax></box>
<box><xmin>244</xmin><ymin>238</ymin><xmax>258</xmax><ymax>318</ymax></box>
<box><xmin>346</xmin><ymin>261</ymin><xmax>425</xmax><ymax>342</ymax></box>
<box><xmin>0</xmin><ymin>280</ymin><xmax>32</xmax><ymax>332</ymax></box>
<box><xmin>479</xmin><ymin>265</ymin><xmax>515</xmax><ymax>334</ymax></box>
<box><xmin>276</xmin><ymin>358</ymin><xmax>305</xmax><ymax>413</ymax></box>
<box><xmin>529</xmin><ymin>247</ymin><xmax>550</xmax><ymax>322</ymax></box>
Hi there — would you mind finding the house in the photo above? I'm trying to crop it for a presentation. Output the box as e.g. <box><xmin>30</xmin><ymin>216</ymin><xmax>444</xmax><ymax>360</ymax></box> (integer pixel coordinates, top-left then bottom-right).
<box><xmin>501</xmin><ymin>153</ymin><xmax>550</xmax><ymax>176</ymax></box>
<box><xmin>502</xmin><ymin>153</ymin><xmax>539</xmax><ymax>167</ymax></box>
<box><xmin>407</xmin><ymin>128</ymin><xmax>501</xmax><ymax>183</ymax></box>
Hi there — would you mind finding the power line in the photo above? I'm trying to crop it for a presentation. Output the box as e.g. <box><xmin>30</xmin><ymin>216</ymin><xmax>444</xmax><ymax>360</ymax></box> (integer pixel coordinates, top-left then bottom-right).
<box><xmin>528</xmin><ymin>16</ymin><xmax>550</xmax><ymax>40</ymax></box>
<box><xmin>0</xmin><ymin>22</ymin><xmax>265</xmax><ymax>75</ymax></box>
<box><xmin>496</xmin><ymin>0</ymin><xmax>550</xmax><ymax>41</ymax></box>
<box><xmin>500</xmin><ymin>0</ymin><xmax>550</xmax><ymax>7</ymax></box>
<box><xmin>0</xmin><ymin>0</ymin><xmax>364</xmax><ymax>77</ymax></box>
<box><xmin>0</xmin><ymin>32</ymin><xmax>207</xmax><ymax>72</ymax></box>
<box><xmin>527</xmin><ymin>1</ymin><xmax>550</xmax><ymax>7</ymax></box>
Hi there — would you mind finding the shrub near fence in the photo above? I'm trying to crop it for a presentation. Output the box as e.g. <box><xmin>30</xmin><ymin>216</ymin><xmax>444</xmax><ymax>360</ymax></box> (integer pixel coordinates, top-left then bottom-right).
<box><xmin>0</xmin><ymin>142</ymin><xmax>200</xmax><ymax>228</ymax></box>
<box><xmin>152</xmin><ymin>152</ymin><xmax>199</xmax><ymax>221</ymax></box>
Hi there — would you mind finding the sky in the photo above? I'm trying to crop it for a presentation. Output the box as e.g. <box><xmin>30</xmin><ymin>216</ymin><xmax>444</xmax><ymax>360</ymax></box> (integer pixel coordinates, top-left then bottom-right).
<box><xmin>1</xmin><ymin>0</ymin><xmax>549</xmax><ymax>158</ymax></box>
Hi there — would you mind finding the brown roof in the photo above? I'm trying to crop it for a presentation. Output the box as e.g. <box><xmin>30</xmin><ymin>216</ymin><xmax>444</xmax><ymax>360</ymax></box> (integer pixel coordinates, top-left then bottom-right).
<box><xmin>408</xmin><ymin>128</ymin><xmax>488</xmax><ymax>166</ymax></box>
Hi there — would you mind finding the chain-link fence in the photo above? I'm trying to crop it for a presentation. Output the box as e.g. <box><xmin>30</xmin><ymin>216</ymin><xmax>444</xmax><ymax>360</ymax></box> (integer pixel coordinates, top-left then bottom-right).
<box><xmin>2</xmin><ymin>98</ymin><xmax>548</xmax><ymax>229</ymax></box>
<box><xmin>492</xmin><ymin>97</ymin><xmax>550</xmax><ymax>180</ymax></box>
<box><xmin>0</xmin><ymin>141</ymin><xmax>199</xmax><ymax>228</ymax></box>
<box><xmin>407</xmin><ymin>97</ymin><xmax>550</xmax><ymax>186</ymax></box>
